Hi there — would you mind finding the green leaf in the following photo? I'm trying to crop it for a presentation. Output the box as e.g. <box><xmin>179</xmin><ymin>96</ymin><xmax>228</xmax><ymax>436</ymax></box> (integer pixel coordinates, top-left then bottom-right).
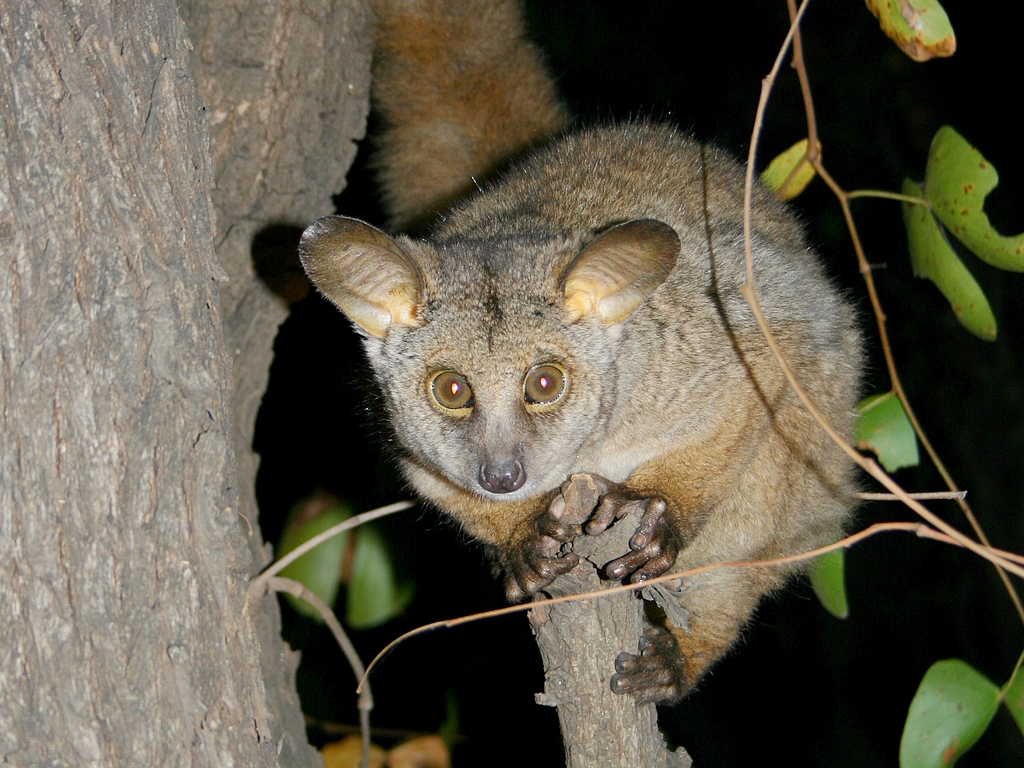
<box><xmin>864</xmin><ymin>0</ymin><xmax>955</xmax><ymax>62</ymax></box>
<box><xmin>436</xmin><ymin>689</ymin><xmax>462</xmax><ymax>748</ymax></box>
<box><xmin>925</xmin><ymin>126</ymin><xmax>1024</xmax><ymax>272</ymax></box>
<box><xmin>855</xmin><ymin>392</ymin><xmax>920</xmax><ymax>472</ymax></box>
<box><xmin>276</xmin><ymin>503</ymin><xmax>351</xmax><ymax>621</ymax></box>
<box><xmin>346</xmin><ymin>524</ymin><xmax>414</xmax><ymax>629</ymax></box>
<box><xmin>900</xmin><ymin>659</ymin><xmax>1000</xmax><ymax>768</ymax></box>
<box><xmin>1003</xmin><ymin>665</ymin><xmax>1024</xmax><ymax>738</ymax></box>
<box><xmin>760</xmin><ymin>139</ymin><xmax>817</xmax><ymax>200</ymax></box>
<box><xmin>808</xmin><ymin>549</ymin><xmax>849</xmax><ymax>619</ymax></box>
<box><xmin>902</xmin><ymin>179</ymin><xmax>997</xmax><ymax>340</ymax></box>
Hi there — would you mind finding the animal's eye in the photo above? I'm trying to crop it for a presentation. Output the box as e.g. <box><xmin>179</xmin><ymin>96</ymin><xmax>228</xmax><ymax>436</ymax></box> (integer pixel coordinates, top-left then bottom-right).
<box><xmin>523</xmin><ymin>363</ymin><xmax>566</xmax><ymax>406</ymax></box>
<box><xmin>430</xmin><ymin>370</ymin><xmax>474</xmax><ymax>411</ymax></box>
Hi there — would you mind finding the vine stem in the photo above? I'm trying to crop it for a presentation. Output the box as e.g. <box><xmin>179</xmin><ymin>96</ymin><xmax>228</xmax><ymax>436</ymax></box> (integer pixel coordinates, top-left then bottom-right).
<box><xmin>781</xmin><ymin>0</ymin><xmax>1024</xmax><ymax>624</ymax></box>
<box><xmin>738</xmin><ymin>0</ymin><xmax>1024</xmax><ymax>625</ymax></box>
<box><xmin>847</xmin><ymin>189</ymin><xmax>928</xmax><ymax>204</ymax></box>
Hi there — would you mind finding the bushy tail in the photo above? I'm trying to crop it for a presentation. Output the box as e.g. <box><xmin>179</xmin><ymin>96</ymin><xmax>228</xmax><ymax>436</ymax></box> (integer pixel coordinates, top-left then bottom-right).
<box><xmin>371</xmin><ymin>0</ymin><xmax>568</xmax><ymax>230</ymax></box>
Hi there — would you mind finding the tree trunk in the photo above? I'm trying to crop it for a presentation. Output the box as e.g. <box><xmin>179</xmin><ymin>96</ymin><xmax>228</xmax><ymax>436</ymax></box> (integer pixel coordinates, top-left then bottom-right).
<box><xmin>0</xmin><ymin>0</ymin><xmax>370</xmax><ymax>764</ymax></box>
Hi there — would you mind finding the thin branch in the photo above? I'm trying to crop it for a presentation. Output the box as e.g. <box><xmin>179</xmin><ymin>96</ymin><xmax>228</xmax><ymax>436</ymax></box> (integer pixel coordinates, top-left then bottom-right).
<box><xmin>742</xmin><ymin>0</ymin><xmax>813</xmax><ymax>290</ymax></box>
<box><xmin>785</xmin><ymin>0</ymin><xmax>819</xmax><ymax>160</ymax></box>
<box><xmin>359</xmin><ymin>520</ymin><xmax>1024</xmax><ymax>692</ymax></box>
<box><xmin>857</xmin><ymin>491</ymin><xmax>966</xmax><ymax>501</ymax></box>
<box><xmin>268</xmin><ymin>576</ymin><xmax>374</xmax><ymax>768</ymax></box>
<box><xmin>987</xmin><ymin>548</ymin><xmax>1024</xmax><ymax>568</ymax></box>
<box><xmin>248</xmin><ymin>499</ymin><xmax>415</xmax><ymax>599</ymax></box>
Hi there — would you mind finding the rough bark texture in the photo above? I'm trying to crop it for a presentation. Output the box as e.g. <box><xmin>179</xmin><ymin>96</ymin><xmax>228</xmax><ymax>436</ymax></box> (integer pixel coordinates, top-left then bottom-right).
<box><xmin>178</xmin><ymin>0</ymin><xmax>373</xmax><ymax>758</ymax></box>
<box><xmin>0</xmin><ymin>0</ymin><xmax>370</xmax><ymax>764</ymax></box>
<box><xmin>178</xmin><ymin>0</ymin><xmax>372</xmax><ymax>541</ymax></box>
<box><xmin>530</xmin><ymin>477</ymin><xmax>692</xmax><ymax>768</ymax></box>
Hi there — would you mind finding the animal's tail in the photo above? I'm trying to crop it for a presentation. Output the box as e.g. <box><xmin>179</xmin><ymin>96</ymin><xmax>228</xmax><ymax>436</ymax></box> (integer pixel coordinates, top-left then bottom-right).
<box><xmin>370</xmin><ymin>0</ymin><xmax>568</xmax><ymax>229</ymax></box>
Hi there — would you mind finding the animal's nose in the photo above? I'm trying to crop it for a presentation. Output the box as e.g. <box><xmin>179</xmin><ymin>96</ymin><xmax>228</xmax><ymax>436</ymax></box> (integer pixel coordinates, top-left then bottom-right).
<box><xmin>479</xmin><ymin>459</ymin><xmax>526</xmax><ymax>494</ymax></box>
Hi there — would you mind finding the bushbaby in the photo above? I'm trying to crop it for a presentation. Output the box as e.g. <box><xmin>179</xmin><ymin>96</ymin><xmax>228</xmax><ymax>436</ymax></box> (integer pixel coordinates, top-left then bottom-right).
<box><xmin>299</xmin><ymin>0</ymin><xmax>861</xmax><ymax>702</ymax></box>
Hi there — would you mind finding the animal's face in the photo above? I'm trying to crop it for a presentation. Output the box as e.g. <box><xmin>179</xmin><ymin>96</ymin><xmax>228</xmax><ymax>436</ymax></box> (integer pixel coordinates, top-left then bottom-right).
<box><xmin>367</xmin><ymin>236</ymin><xmax>620</xmax><ymax>500</ymax></box>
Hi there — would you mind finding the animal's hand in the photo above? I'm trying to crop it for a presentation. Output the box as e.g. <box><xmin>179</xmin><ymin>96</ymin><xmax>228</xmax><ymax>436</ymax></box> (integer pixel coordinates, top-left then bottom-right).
<box><xmin>503</xmin><ymin>492</ymin><xmax>580</xmax><ymax>603</ymax></box>
<box><xmin>582</xmin><ymin>475</ymin><xmax>682</xmax><ymax>583</ymax></box>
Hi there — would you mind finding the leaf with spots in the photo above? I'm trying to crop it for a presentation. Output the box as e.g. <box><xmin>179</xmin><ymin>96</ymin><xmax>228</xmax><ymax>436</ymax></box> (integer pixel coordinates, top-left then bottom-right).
<box><xmin>902</xmin><ymin>179</ymin><xmax>997</xmax><ymax>340</ymax></box>
<box><xmin>864</xmin><ymin>0</ymin><xmax>956</xmax><ymax>61</ymax></box>
<box><xmin>925</xmin><ymin>126</ymin><xmax>1024</xmax><ymax>272</ymax></box>
<box><xmin>899</xmin><ymin>659</ymin><xmax>1000</xmax><ymax>768</ymax></box>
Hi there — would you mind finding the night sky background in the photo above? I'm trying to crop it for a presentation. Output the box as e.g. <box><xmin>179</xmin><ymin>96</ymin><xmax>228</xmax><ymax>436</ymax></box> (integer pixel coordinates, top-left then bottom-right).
<box><xmin>252</xmin><ymin>1</ymin><xmax>1024</xmax><ymax>765</ymax></box>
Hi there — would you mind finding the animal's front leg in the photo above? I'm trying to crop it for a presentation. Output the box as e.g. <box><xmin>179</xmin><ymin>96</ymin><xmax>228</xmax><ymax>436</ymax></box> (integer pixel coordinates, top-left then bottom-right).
<box><xmin>500</xmin><ymin>490</ymin><xmax>582</xmax><ymax>603</ymax></box>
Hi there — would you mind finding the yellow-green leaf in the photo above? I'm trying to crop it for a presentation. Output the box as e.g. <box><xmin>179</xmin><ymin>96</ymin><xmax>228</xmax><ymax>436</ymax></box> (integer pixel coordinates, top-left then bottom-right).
<box><xmin>902</xmin><ymin>179</ymin><xmax>997</xmax><ymax>340</ymax></box>
<box><xmin>855</xmin><ymin>392</ymin><xmax>920</xmax><ymax>472</ymax></box>
<box><xmin>346</xmin><ymin>524</ymin><xmax>414</xmax><ymax>629</ymax></box>
<box><xmin>924</xmin><ymin>126</ymin><xmax>1024</xmax><ymax>272</ymax></box>
<box><xmin>760</xmin><ymin>139</ymin><xmax>817</xmax><ymax>200</ymax></box>
<box><xmin>1004</xmin><ymin>666</ymin><xmax>1024</xmax><ymax>739</ymax></box>
<box><xmin>864</xmin><ymin>0</ymin><xmax>955</xmax><ymax>61</ymax></box>
<box><xmin>277</xmin><ymin>503</ymin><xmax>351</xmax><ymax>621</ymax></box>
<box><xmin>900</xmin><ymin>659</ymin><xmax>999</xmax><ymax>768</ymax></box>
<box><xmin>808</xmin><ymin>549</ymin><xmax>849</xmax><ymax>619</ymax></box>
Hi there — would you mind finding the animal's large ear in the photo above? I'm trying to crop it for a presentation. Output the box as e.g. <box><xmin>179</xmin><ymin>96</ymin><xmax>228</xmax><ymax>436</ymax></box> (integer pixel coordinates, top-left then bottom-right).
<box><xmin>299</xmin><ymin>215</ymin><xmax>423</xmax><ymax>338</ymax></box>
<box><xmin>560</xmin><ymin>219</ymin><xmax>679</xmax><ymax>324</ymax></box>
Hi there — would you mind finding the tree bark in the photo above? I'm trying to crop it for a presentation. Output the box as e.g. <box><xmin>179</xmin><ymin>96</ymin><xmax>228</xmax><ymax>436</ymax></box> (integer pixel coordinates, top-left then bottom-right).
<box><xmin>0</xmin><ymin>0</ymin><xmax>370</xmax><ymax>764</ymax></box>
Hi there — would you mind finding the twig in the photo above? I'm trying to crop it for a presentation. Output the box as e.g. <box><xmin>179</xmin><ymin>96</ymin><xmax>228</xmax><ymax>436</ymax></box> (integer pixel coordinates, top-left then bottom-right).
<box><xmin>358</xmin><ymin>520</ymin><xmax>1024</xmax><ymax>692</ymax></box>
<box><xmin>785</xmin><ymin>0</ymin><xmax>818</xmax><ymax>159</ymax></box>
<box><xmin>248</xmin><ymin>500</ymin><xmax>415</xmax><ymax>599</ymax></box>
<box><xmin>856</xmin><ymin>491</ymin><xmax>966</xmax><ymax>501</ymax></box>
<box><xmin>847</xmin><ymin>189</ymin><xmax>928</xmax><ymax>204</ymax></box>
<box><xmin>268</xmin><ymin>576</ymin><xmax>374</xmax><ymax>768</ymax></box>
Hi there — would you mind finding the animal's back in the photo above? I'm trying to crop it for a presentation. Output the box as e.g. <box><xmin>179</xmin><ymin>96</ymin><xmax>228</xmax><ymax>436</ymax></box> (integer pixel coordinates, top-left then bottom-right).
<box><xmin>443</xmin><ymin>120</ymin><xmax>861</xmax><ymax>459</ymax></box>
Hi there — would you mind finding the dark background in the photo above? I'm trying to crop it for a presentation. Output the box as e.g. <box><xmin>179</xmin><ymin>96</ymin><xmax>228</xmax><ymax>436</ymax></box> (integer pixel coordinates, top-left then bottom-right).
<box><xmin>253</xmin><ymin>1</ymin><xmax>1024</xmax><ymax>765</ymax></box>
